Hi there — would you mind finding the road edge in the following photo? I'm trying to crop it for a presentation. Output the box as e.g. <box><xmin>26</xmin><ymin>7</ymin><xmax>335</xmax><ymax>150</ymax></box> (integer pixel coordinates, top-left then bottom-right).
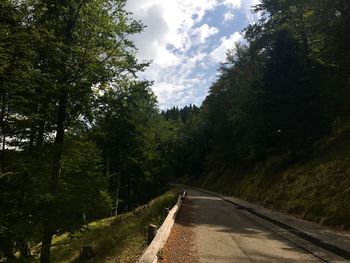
<box><xmin>172</xmin><ymin>184</ymin><xmax>350</xmax><ymax>262</ymax></box>
<box><xmin>138</xmin><ymin>191</ymin><xmax>186</xmax><ymax>263</ymax></box>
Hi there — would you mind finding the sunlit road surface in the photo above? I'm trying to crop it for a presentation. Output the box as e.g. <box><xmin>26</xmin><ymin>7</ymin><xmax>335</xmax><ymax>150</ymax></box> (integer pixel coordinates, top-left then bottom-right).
<box><xmin>186</xmin><ymin>189</ymin><xmax>347</xmax><ymax>263</ymax></box>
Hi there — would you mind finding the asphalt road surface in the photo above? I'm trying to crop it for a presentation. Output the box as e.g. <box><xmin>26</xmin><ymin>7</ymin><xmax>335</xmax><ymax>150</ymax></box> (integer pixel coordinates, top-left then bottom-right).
<box><xmin>184</xmin><ymin>189</ymin><xmax>330</xmax><ymax>263</ymax></box>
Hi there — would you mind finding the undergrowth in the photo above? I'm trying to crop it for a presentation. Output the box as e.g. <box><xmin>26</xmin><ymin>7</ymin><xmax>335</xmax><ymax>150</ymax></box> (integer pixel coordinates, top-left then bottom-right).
<box><xmin>34</xmin><ymin>189</ymin><xmax>180</xmax><ymax>263</ymax></box>
<box><xmin>195</xmin><ymin>121</ymin><xmax>350</xmax><ymax>229</ymax></box>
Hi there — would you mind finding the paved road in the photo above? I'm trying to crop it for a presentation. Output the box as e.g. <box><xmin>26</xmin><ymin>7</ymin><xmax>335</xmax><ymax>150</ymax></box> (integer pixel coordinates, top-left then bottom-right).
<box><xmin>187</xmin><ymin>189</ymin><xmax>322</xmax><ymax>263</ymax></box>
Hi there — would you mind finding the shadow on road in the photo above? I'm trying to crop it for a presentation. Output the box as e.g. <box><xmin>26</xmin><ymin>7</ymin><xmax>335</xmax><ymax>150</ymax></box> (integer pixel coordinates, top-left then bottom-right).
<box><xmin>175</xmin><ymin>190</ymin><xmax>323</xmax><ymax>263</ymax></box>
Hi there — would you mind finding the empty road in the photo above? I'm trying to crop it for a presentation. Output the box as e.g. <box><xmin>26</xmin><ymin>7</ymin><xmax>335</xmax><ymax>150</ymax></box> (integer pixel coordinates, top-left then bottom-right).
<box><xmin>161</xmin><ymin>188</ymin><xmax>349</xmax><ymax>263</ymax></box>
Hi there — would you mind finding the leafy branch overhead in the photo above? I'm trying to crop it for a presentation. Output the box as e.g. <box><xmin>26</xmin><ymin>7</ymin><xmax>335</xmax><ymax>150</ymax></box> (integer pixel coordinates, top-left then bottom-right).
<box><xmin>1</xmin><ymin>0</ymin><xmax>350</xmax><ymax>262</ymax></box>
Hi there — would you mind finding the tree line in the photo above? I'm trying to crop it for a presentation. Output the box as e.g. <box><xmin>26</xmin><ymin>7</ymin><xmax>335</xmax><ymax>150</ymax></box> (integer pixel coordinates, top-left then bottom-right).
<box><xmin>164</xmin><ymin>0</ymin><xmax>350</xmax><ymax>177</ymax></box>
<box><xmin>1</xmin><ymin>0</ymin><xmax>349</xmax><ymax>262</ymax></box>
<box><xmin>0</xmin><ymin>0</ymin><xmax>178</xmax><ymax>262</ymax></box>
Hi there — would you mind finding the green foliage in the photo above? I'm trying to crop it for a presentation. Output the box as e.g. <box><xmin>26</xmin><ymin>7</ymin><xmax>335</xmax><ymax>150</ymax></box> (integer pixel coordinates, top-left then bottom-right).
<box><xmin>55</xmin><ymin>138</ymin><xmax>109</xmax><ymax>230</ymax></box>
<box><xmin>162</xmin><ymin>105</ymin><xmax>205</xmax><ymax>177</ymax></box>
<box><xmin>37</xmin><ymin>189</ymin><xmax>179</xmax><ymax>263</ymax></box>
<box><xmin>2</xmin><ymin>0</ymin><xmax>350</xmax><ymax>260</ymax></box>
<box><xmin>92</xmin><ymin>80</ymin><xmax>176</xmax><ymax>212</ymax></box>
<box><xmin>197</xmin><ymin>122</ymin><xmax>350</xmax><ymax>228</ymax></box>
<box><xmin>170</xmin><ymin>0</ymin><xmax>350</xmax><ymax>177</ymax></box>
<box><xmin>0</xmin><ymin>0</ymin><xmax>169</xmax><ymax>261</ymax></box>
<box><xmin>166</xmin><ymin>0</ymin><xmax>350</xmax><ymax>228</ymax></box>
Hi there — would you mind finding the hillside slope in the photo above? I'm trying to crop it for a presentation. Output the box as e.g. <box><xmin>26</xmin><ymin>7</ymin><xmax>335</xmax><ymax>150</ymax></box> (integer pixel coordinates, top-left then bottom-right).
<box><xmin>32</xmin><ymin>189</ymin><xmax>179</xmax><ymax>263</ymax></box>
<box><xmin>192</xmin><ymin>122</ymin><xmax>350</xmax><ymax>229</ymax></box>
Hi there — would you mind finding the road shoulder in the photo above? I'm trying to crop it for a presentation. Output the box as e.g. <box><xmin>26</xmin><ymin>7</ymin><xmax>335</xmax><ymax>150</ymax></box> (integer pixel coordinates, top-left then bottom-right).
<box><xmin>159</xmin><ymin>195</ymin><xmax>199</xmax><ymax>263</ymax></box>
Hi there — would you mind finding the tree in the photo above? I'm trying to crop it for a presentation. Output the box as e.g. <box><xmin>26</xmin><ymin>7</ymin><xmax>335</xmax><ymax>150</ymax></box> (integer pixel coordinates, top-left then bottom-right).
<box><xmin>92</xmin><ymin>79</ymin><xmax>172</xmax><ymax>213</ymax></box>
<box><xmin>1</xmin><ymin>0</ymin><xmax>150</xmax><ymax>261</ymax></box>
<box><xmin>30</xmin><ymin>0</ymin><xmax>148</xmax><ymax>261</ymax></box>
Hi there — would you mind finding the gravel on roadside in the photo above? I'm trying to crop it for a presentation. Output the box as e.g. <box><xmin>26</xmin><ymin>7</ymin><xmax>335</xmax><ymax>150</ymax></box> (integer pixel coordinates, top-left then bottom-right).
<box><xmin>158</xmin><ymin>195</ymin><xmax>199</xmax><ymax>263</ymax></box>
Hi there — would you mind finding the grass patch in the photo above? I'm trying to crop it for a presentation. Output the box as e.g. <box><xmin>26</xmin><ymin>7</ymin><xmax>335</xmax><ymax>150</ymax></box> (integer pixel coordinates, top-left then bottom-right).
<box><xmin>35</xmin><ymin>189</ymin><xmax>180</xmax><ymax>263</ymax></box>
<box><xmin>194</xmin><ymin>121</ymin><xmax>350</xmax><ymax>229</ymax></box>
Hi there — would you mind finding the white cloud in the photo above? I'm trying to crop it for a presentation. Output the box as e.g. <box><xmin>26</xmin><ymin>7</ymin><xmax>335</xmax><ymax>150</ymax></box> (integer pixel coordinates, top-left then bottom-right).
<box><xmin>125</xmin><ymin>0</ymin><xmax>257</xmax><ymax>109</ymax></box>
<box><xmin>222</xmin><ymin>0</ymin><xmax>241</xmax><ymax>9</ymax></box>
<box><xmin>127</xmin><ymin>4</ymin><xmax>169</xmax><ymax>61</ymax></box>
<box><xmin>221</xmin><ymin>0</ymin><xmax>260</xmax><ymax>23</ymax></box>
<box><xmin>155</xmin><ymin>46</ymin><xmax>181</xmax><ymax>68</ymax></box>
<box><xmin>126</xmin><ymin>0</ymin><xmax>222</xmax><ymax>109</ymax></box>
<box><xmin>242</xmin><ymin>0</ymin><xmax>261</xmax><ymax>22</ymax></box>
<box><xmin>126</xmin><ymin>0</ymin><xmax>219</xmax><ymax>57</ymax></box>
<box><xmin>210</xmin><ymin>32</ymin><xmax>243</xmax><ymax>63</ymax></box>
<box><xmin>140</xmin><ymin>49</ymin><xmax>212</xmax><ymax>109</ymax></box>
<box><xmin>223</xmin><ymin>11</ymin><xmax>235</xmax><ymax>22</ymax></box>
<box><xmin>192</xmin><ymin>24</ymin><xmax>219</xmax><ymax>45</ymax></box>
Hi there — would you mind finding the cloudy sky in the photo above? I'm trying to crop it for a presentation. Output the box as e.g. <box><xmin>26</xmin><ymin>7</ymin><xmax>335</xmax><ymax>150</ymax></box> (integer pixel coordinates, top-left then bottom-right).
<box><xmin>126</xmin><ymin>0</ymin><xmax>260</xmax><ymax>109</ymax></box>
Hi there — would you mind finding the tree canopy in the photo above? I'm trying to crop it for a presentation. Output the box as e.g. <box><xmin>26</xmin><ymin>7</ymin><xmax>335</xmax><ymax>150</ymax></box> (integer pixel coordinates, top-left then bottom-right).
<box><xmin>1</xmin><ymin>0</ymin><xmax>349</xmax><ymax>262</ymax></box>
<box><xmin>166</xmin><ymin>0</ymin><xmax>350</xmax><ymax>176</ymax></box>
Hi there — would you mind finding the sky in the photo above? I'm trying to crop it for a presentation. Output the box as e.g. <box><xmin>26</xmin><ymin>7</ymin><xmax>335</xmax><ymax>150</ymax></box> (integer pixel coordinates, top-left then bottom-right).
<box><xmin>125</xmin><ymin>0</ymin><xmax>260</xmax><ymax>110</ymax></box>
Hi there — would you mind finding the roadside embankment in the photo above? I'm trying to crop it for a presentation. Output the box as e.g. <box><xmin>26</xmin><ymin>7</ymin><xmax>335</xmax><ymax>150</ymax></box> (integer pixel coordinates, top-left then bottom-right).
<box><xmin>138</xmin><ymin>191</ymin><xmax>185</xmax><ymax>263</ymax></box>
<box><xmin>187</xmin><ymin>122</ymin><xmax>350</xmax><ymax>229</ymax></box>
<box><xmin>34</xmin><ymin>189</ymin><xmax>180</xmax><ymax>263</ymax></box>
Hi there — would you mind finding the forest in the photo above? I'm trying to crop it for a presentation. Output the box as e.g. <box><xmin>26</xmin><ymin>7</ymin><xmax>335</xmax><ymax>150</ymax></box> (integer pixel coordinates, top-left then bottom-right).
<box><xmin>1</xmin><ymin>0</ymin><xmax>350</xmax><ymax>262</ymax></box>
<box><xmin>165</xmin><ymin>0</ymin><xmax>350</xmax><ymax>173</ymax></box>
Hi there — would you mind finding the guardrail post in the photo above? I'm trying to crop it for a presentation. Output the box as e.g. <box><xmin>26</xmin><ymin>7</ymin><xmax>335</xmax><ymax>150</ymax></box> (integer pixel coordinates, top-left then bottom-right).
<box><xmin>148</xmin><ymin>224</ymin><xmax>157</xmax><ymax>245</ymax></box>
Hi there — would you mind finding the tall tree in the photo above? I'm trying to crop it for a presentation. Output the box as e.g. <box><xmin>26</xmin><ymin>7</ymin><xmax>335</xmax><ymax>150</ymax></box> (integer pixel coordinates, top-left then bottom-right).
<box><xmin>25</xmin><ymin>0</ymin><xmax>147</xmax><ymax>261</ymax></box>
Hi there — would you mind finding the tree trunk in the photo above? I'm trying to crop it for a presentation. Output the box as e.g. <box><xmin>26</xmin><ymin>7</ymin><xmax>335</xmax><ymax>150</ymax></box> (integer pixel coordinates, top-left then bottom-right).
<box><xmin>40</xmin><ymin>2</ymin><xmax>83</xmax><ymax>261</ymax></box>
<box><xmin>40</xmin><ymin>91</ymin><xmax>67</xmax><ymax>263</ymax></box>
<box><xmin>37</xmin><ymin>120</ymin><xmax>45</xmax><ymax>149</ymax></box>
<box><xmin>28</xmin><ymin>124</ymin><xmax>36</xmax><ymax>154</ymax></box>
<box><xmin>1</xmin><ymin>128</ymin><xmax>5</xmax><ymax>174</ymax></box>
<box><xmin>129</xmin><ymin>173</ymin><xmax>135</xmax><ymax>210</ymax></box>
<box><xmin>297</xmin><ymin>6</ymin><xmax>311</xmax><ymax>69</ymax></box>
<box><xmin>289</xmin><ymin>146</ymin><xmax>297</xmax><ymax>161</ymax></box>
<box><xmin>0</xmin><ymin>93</ymin><xmax>7</xmax><ymax>173</ymax></box>
<box><xmin>40</xmin><ymin>227</ymin><xmax>53</xmax><ymax>263</ymax></box>
<box><xmin>2</xmin><ymin>236</ymin><xmax>15</xmax><ymax>261</ymax></box>
<box><xmin>115</xmin><ymin>173</ymin><xmax>120</xmax><ymax>216</ymax></box>
<box><xmin>18</xmin><ymin>238</ymin><xmax>31</xmax><ymax>259</ymax></box>
<box><xmin>125</xmin><ymin>175</ymin><xmax>130</xmax><ymax>212</ymax></box>
<box><xmin>50</xmin><ymin>91</ymin><xmax>67</xmax><ymax>193</ymax></box>
<box><xmin>106</xmin><ymin>154</ymin><xmax>110</xmax><ymax>180</ymax></box>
